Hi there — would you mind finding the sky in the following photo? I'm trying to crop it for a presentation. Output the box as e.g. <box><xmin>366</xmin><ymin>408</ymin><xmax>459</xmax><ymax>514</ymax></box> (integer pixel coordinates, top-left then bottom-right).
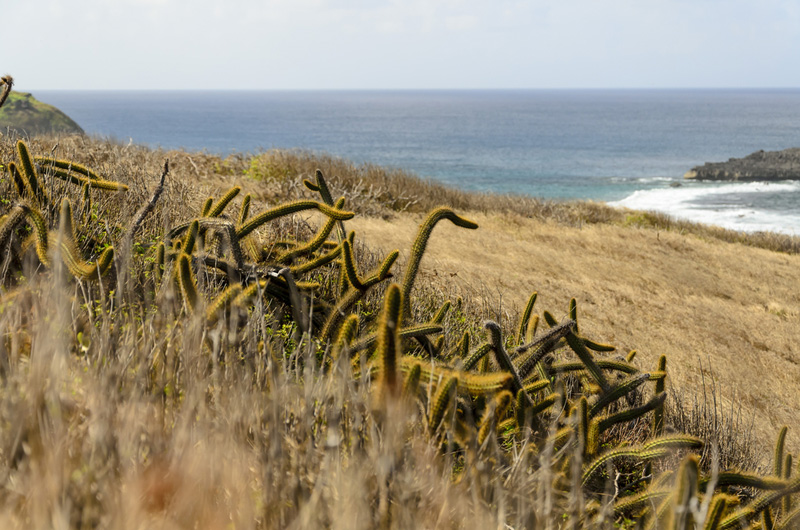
<box><xmin>5</xmin><ymin>0</ymin><xmax>800</xmax><ymax>90</ymax></box>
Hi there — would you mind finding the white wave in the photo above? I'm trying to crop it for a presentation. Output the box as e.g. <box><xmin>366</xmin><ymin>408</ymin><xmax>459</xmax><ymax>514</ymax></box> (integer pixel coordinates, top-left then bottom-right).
<box><xmin>608</xmin><ymin>181</ymin><xmax>800</xmax><ymax>235</ymax></box>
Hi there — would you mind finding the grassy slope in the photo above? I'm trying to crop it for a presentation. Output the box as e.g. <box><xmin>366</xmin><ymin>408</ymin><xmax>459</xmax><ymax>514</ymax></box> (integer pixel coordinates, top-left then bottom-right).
<box><xmin>1</xmin><ymin>134</ymin><xmax>798</xmax><ymax>526</ymax></box>
<box><xmin>202</xmin><ymin>143</ymin><xmax>800</xmax><ymax>448</ymax></box>
<box><xmin>349</xmin><ymin>211</ymin><xmax>800</xmax><ymax>449</ymax></box>
<box><xmin>0</xmin><ymin>92</ymin><xmax>84</xmax><ymax>135</ymax></box>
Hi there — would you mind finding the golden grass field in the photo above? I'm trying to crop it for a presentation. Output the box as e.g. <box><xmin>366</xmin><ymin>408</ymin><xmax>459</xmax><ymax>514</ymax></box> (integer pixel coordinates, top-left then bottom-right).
<box><xmin>1</xmin><ymin>126</ymin><xmax>800</xmax><ymax>528</ymax></box>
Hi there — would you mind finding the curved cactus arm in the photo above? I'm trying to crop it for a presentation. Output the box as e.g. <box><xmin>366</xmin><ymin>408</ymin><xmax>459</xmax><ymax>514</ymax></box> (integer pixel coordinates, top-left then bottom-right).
<box><xmin>775</xmin><ymin>426</ymin><xmax>789</xmax><ymax>477</ymax></box>
<box><xmin>594</xmin><ymin>393</ymin><xmax>668</xmax><ymax>436</ymax></box>
<box><xmin>40</xmin><ymin>165</ymin><xmax>128</xmax><ymax>191</ymax></box>
<box><xmin>57</xmin><ymin>199</ymin><xmax>115</xmax><ymax>280</ymax></box>
<box><xmin>206</xmin><ymin>284</ymin><xmax>243</xmax><ymax>325</ymax></box>
<box><xmin>236</xmin><ymin>199</ymin><xmax>354</xmax><ymax>240</ymax></box>
<box><xmin>515</xmin><ymin>291</ymin><xmax>538</xmax><ymax>344</ymax></box>
<box><xmin>428</xmin><ymin>375</ymin><xmax>458</xmax><ymax>434</ymax></box>
<box><xmin>431</xmin><ymin>300</ymin><xmax>451</xmax><ymax>325</ymax></box>
<box><xmin>485</xmin><ymin>321</ymin><xmax>532</xmax><ymax>408</ymax></box>
<box><xmin>0</xmin><ymin>205</ymin><xmax>28</xmax><ymax>250</ymax></box>
<box><xmin>376</xmin><ymin>284</ymin><xmax>403</xmax><ymax>397</ymax></box>
<box><xmin>700</xmin><ymin>471</ymin><xmax>787</xmax><ymax>491</ymax></box>
<box><xmin>197</xmin><ymin>218</ymin><xmax>245</xmax><ymax>270</ymax></box>
<box><xmin>613</xmin><ymin>487</ymin><xmax>672</xmax><ymax>516</ymax></box>
<box><xmin>588</xmin><ymin>372</ymin><xmax>651</xmax><ymax>418</ymax></box>
<box><xmin>462</xmin><ymin>343</ymin><xmax>492</xmax><ymax>371</ymax></box>
<box><xmin>290</xmin><ymin>242</ymin><xmax>343</xmax><ymax>275</ymax></box>
<box><xmin>176</xmin><ymin>253</ymin><xmax>199</xmax><ymax>312</ymax></box>
<box><xmin>206</xmin><ymin>186</ymin><xmax>241</xmax><ymax>217</ymax></box>
<box><xmin>478</xmin><ymin>390</ymin><xmax>513</xmax><ymax>446</ymax></box>
<box><xmin>564</xmin><ymin>331</ymin><xmax>611</xmax><ymax>393</ymax></box>
<box><xmin>399</xmin><ymin>356</ymin><xmax>511</xmax><ymax>396</ymax></box>
<box><xmin>307</xmin><ymin>169</ymin><xmax>347</xmax><ymax>242</ymax></box>
<box><xmin>16</xmin><ymin>141</ymin><xmax>49</xmax><ymax>206</ymax></box>
<box><xmin>330</xmin><ymin>314</ymin><xmax>359</xmax><ymax>364</ymax></box>
<box><xmin>349</xmin><ymin>323</ymin><xmax>443</xmax><ymax>354</ymax></box>
<box><xmin>278</xmin><ymin>197</ymin><xmax>343</xmax><ymax>263</ymax></box>
<box><xmin>718</xmin><ymin>475</ymin><xmax>800</xmax><ymax>529</ymax></box>
<box><xmin>35</xmin><ymin>157</ymin><xmax>102</xmax><ymax>181</ymax></box>
<box><xmin>513</xmin><ymin>319</ymin><xmax>575</xmax><ymax>377</ymax></box>
<box><xmin>401</xmin><ymin>207</ymin><xmax>478</xmax><ymax>319</ymax></box>
<box><xmin>8</xmin><ymin>163</ymin><xmax>31</xmax><ymax>198</ymax></box>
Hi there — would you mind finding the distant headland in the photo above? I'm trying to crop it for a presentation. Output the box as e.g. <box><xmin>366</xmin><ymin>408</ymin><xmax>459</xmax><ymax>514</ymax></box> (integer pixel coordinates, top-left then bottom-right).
<box><xmin>685</xmin><ymin>147</ymin><xmax>800</xmax><ymax>181</ymax></box>
<box><xmin>0</xmin><ymin>91</ymin><xmax>84</xmax><ymax>136</ymax></box>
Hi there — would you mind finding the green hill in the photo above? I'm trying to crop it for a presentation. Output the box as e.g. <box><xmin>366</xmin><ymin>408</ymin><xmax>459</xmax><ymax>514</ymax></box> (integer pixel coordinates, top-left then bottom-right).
<box><xmin>0</xmin><ymin>91</ymin><xmax>83</xmax><ymax>135</ymax></box>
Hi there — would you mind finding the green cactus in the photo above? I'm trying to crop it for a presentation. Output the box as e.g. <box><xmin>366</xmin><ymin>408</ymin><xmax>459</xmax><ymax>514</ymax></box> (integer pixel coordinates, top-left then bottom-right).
<box><xmin>400</xmin><ymin>207</ymin><xmax>478</xmax><ymax>319</ymax></box>
<box><xmin>236</xmin><ymin>199</ymin><xmax>354</xmax><ymax>240</ymax></box>
<box><xmin>16</xmin><ymin>141</ymin><xmax>49</xmax><ymax>206</ymax></box>
<box><xmin>485</xmin><ymin>321</ymin><xmax>530</xmax><ymax>405</ymax></box>
<box><xmin>201</xmin><ymin>197</ymin><xmax>214</xmax><ymax>217</ymax></box>
<box><xmin>429</xmin><ymin>375</ymin><xmax>458</xmax><ymax>434</ymax></box>
<box><xmin>206</xmin><ymin>186</ymin><xmax>241</xmax><ymax>217</ymax></box>
<box><xmin>376</xmin><ymin>284</ymin><xmax>402</xmax><ymax>397</ymax></box>
<box><xmin>35</xmin><ymin>157</ymin><xmax>102</xmax><ymax>180</ymax></box>
<box><xmin>177</xmin><ymin>253</ymin><xmax>199</xmax><ymax>312</ymax></box>
<box><xmin>653</xmin><ymin>355</ymin><xmax>667</xmax><ymax>436</ymax></box>
<box><xmin>278</xmin><ymin>197</ymin><xmax>343</xmax><ymax>263</ymax></box>
<box><xmin>516</xmin><ymin>291</ymin><xmax>537</xmax><ymax>344</ymax></box>
<box><xmin>57</xmin><ymin>199</ymin><xmax>114</xmax><ymax>280</ymax></box>
<box><xmin>39</xmin><ymin>165</ymin><xmax>128</xmax><ymax>191</ymax></box>
<box><xmin>478</xmin><ymin>390</ymin><xmax>512</xmax><ymax>445</ymax></box>
<box><xmin>206</xmin><ymin>284</ymin><xmax>243</xmax><ymax>325</ymax></box>
<box><xmin>331</xmin><ymin>314</ymin><xmax>359</xmax><ymax>363</ymax></box>
<box><xmin>588</xmin><ymin>372</ymin><xmax>650</xmax><ymax>418</ymax></box>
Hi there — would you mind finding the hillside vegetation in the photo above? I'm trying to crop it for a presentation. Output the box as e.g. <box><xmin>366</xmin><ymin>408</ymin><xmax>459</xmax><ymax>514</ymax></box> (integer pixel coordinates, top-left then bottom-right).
<box><xmin>1</xmin><ymin>77</ymin><xmax>800</xmax><ymax>527</ymax></box>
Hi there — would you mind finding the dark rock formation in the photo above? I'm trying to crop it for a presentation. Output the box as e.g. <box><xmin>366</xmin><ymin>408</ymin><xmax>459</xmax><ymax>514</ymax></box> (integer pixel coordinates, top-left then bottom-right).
<box><xmin>0</xmin><ymin>91</ymin><xmax>84</xmax><ymax>136</ymax></box>
<box><xmin>684</xmin><ymin>148</ymin><xmax>800</xmax><ymax>181</ymax></box>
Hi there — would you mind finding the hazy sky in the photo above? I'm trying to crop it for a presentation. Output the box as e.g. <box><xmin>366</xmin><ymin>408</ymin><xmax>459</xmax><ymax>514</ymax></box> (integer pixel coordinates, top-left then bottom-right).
<box><xmin>5</xmin><ymin>0</ymin><xmax>800</xmax><ymax>90</ymax></box>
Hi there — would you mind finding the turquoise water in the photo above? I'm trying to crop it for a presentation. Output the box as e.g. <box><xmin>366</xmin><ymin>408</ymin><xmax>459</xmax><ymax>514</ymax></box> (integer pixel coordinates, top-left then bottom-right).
<box><xmin>35</xmin><ymin>89</ymin><xmax>800</xmax><ymax>234</ymax></box>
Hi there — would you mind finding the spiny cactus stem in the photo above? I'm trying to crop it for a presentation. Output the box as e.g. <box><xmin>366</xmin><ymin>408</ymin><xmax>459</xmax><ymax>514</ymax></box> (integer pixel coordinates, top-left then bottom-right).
<box><xmin>485</xmin><ymin>321</ymin><xmax>531</xmax><ymax>407</ymax></box>
<box><xmin>236</xmin><ymin>199</ymin><xmax>354</xmax><ymax>240</ymax></box>
<box><xmin>207</xmin><ymin>186</ymin><xmax>241</xmax><ymax>217</ymax></box>
<box><xmin>401</xmin><ymin>207</ymin><xmax>478</xmax><ymax>320</ymax></box>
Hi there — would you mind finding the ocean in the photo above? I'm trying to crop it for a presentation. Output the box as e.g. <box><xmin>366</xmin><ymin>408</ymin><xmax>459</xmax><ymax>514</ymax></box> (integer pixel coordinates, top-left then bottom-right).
<box><xmin>36</xmin><ymin>89</ymin><xmax>800</xmax><ymax>235</ymax></box>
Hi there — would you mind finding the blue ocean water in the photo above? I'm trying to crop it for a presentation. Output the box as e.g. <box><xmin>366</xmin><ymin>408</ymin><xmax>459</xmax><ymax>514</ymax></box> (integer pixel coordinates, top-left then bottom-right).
<box><xmin>34</xmin><ymin>89</ymin><xmax>800</xmax><ymax>234</ymax></box>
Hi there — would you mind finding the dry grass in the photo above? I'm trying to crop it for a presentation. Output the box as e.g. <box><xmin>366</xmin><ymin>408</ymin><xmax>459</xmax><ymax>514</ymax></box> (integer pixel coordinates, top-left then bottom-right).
<box><xmin>0</xmin><ymin>132</ymin><xmax>798</xmax><ymax>528</ymax></box>
<box><xmin>348</xmin><ymin>211</ymin><xmax>800</xmax><ymax>450</ymax></box>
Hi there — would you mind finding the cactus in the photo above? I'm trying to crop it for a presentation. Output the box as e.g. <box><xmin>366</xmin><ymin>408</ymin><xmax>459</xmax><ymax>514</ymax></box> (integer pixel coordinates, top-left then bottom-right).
<box><xmin>478</xmin><ymin>390</ymin><xmax>512</xmax><ymax>445</ymax></box>
<box><xmin>57</xmin><ymin>199</ymin><xmax>114</xmax><ymax>280</ymax></box>
<box><xmin>201</xmin><ymin>197</ymin><xmax>214</xmax><ymax>217</ymax></box>
<box><xmin>236</xmin><ymin>199</ymin><xmax>354</xmax><ymax>240</ymax></box>
<box><xmin>653</xmin><ymin>355</ymin><xmax>667</xmax><ymax>436</ymax></box>
<box><xmin>331</xmin><ymin>314</ymin><xmax>359</xmax><ymax>363</ymax></box>
<box><xmin>278</xmin><ymin>197</ymin><xmax>343</xmax><ymax>263</ymax></box>
<box><xmin>429</xmin><ymin>375</ymin><xmax>458</xmax><ymax>434</ymax></box>
<box><xmin>400</xmin><ymin>207</ymin><xmax>478</xmax><ymax>319</ymax></box>
<box><xmin>588</xmin><ymin>372</ymin><xmax>650</xmax><ymax>418</ymax></box>
<box><xmin>376</xmin><ymin>284</ymin><xmax>402</xmax><ymax>397</ymax></box>
<box><xmin>516</xmin><ymin>291</ymin><xmax>537</xmax><ymax>344</ymax></box>
<box><xmin>16</xmin><ymin>141</ymin><xmax>49</xmax><ymax>206</ymax></box>
<box><xmin>177</xmin><ymin>253</ymin><xmax>199</xmax><ymax>312</ymax></box>
<box><xmin>206</xmin><ymin>186</ymin><xmax>241</xmax><ymax>217</ymax></box>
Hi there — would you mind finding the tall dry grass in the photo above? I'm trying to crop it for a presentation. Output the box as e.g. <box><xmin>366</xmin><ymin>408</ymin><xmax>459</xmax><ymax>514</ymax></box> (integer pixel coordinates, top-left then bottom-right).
<box><xmin>0</xmin><ymin>131</ymin><xmax>796</xmax><ymax>529</ymax></box>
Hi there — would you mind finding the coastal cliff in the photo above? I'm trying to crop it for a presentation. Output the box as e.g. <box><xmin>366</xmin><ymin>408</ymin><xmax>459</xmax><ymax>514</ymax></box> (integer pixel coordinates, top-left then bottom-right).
<box><xmin>0</xmin><ymin>91</ymin><xmax>84</xmax><ymax>136</ymax></box>
<box><xmin>685</xmin><ymin>147</ymin><xmax>800</xmax><ymax>181</ymax></box>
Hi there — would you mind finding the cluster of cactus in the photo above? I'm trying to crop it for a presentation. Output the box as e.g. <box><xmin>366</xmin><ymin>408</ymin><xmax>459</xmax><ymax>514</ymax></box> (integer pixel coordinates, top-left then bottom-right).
<box><xmin>2</xmin><ymin>131</ymin><xmax>799</xmax><ymax>528</ymax></box>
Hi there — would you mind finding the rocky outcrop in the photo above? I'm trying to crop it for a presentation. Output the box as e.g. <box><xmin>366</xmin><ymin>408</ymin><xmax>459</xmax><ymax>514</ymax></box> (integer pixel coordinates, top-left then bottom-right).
<box><xmin>0</xmin><ymin>91</ymin><xmax>84</xmax><ymax>136</ymax></box>
<box><xmin>684</xmin><ymin>148</ymin><xmax>800</xmax><ymax>181</ymax></box>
